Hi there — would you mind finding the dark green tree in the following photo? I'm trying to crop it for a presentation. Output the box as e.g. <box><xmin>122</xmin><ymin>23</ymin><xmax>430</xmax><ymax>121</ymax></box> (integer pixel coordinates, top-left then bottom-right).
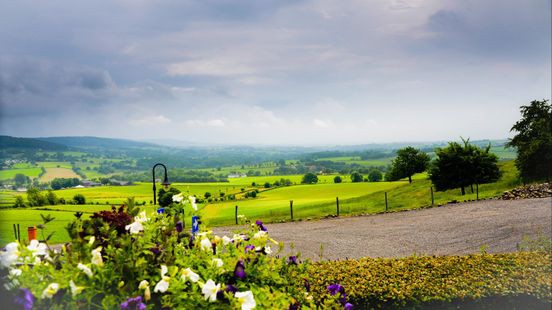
<box><xmin>13</xmin><ymin>196</ymin><xmax>26</xmax><ymax>208</ymax></box>
<box><xmin>368</xmin><ymin>169</ymin><xmax>383</xmax><ymax>182</ymax></box>
<box><xmin>46</xmin><ymin>190</ymin><xmax>58</xmax><ymax>205</ymax></box>
<box><xmin>429</xmin><ymin>139</ymin><xmax>501</xmax><ymax>195</ymax></box>
<box><xmin>506</xmin><ymin>100</ymin><xmax>552</xmax><ymax>182</ymax></box>
<box><xmin>388</xmin><ymin>147</ymin><xmax>430</xmax><ymax>183</ymax></box>
<box><xmin>14</xmin><ymin>173</ymin><xmax>29</xmax><ymax>187</ymax></box>
<box><xmin>350</xmin><ymin>172</ymin><xmax>363</xmax><ymax>183</ymax></box>
<box><xmin>157</xmin><ymin>187</ymin><xmax>181</xmax><ymax>207</ymax></box>
<box><xmin>27</xmin><ymin>188</ymin><xmax>46</xmax><ymax>206</ymax></box>
<box><xmin>73</xmin><ymin>194</ymin><xmax>86</xmax><ymax>205</ymax></box>
<box><xmin>301</xmin><ymin>173</ymin><xmax>318</xmax><ymax>184</ymax></box>
<box><xmin>333</xmin><ymin>176</ymin><xmax>342</xmax><ymax>183</ymax></box>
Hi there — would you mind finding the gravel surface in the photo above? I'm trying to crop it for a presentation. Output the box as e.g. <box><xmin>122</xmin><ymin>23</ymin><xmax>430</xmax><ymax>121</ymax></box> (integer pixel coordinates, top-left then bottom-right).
<box><xmin>213</xmin><ymin>198</ymin><xmax>552</xmax><ymax>260</ymax></box>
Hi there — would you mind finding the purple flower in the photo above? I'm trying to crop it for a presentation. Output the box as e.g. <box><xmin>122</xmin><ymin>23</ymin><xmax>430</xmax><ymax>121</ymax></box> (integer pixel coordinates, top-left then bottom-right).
<box><xmin>14</xmin><ymin>288</ymin><xmax>34</xmax><ymax>310</ymax></box>
<box><xmin>234</xmin><ymin>260</ymin><xmax>246</xmax><ymax>280</ymax></box>
<box><xmin>217</xmin><ymin>284</ymin><xmax>238</xmax><ymax>300</ymax></box>
<box><xmin>255</xmin><ymin>220</ymin><xmax>268</xmax><ymax>232</ymax></box>
<box><xmin>149</xmin><ymin>243</ymin><xmax>161</xmax><ymax>255</ymax></box>
<box><xmin>287</xmin><ymin>256</ymin><xmax>298</xmax><ymax>265</ymax></box>
<box><xmin>244</xmin><ymin>245</ymin><xmax>255</xmax><ymax>253</ymax></box>
<box><xmin>339</xmin><ymin>293</ymin><xmax>347</xmax><ymax>305</ymax></box>
<box><xmin>304</xmin><ymin>279</ymin><xmax>310</xmax><ymax>292</ymax></box>
<box><xmin>344</xmin><ymin>303</ymin><xmax>354</xmax><ymax>310</ymax></box>
<box><xmin>288</xmin><ymin>302</ymin><xmax>300</xmax><ymax>310</ymax></box>
<box><xmin>175</xmin><ymin>221</ymin><xmax>183</xmax><ymax>233</ymax></box>
<box><xmin>327</xmin><ymin>284</ymin><xmax>344</xmax><ymax>296</ymax></box>
<box><xmin>120</xmin><ymin>296</ymin><xmax>146</xmax><ymax>310</ymax></box>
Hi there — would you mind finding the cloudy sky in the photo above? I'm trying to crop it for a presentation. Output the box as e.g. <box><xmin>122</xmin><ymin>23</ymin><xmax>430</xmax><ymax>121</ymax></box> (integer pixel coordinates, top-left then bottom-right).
<box><xmin>0</xmin><ymin>0</ymin><xmax>550</xmax><ymax>145</ymax></box>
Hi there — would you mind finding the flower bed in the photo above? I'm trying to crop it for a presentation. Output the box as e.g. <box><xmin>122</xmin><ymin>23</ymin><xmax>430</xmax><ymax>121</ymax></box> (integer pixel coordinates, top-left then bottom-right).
<box><xmin>302</xmin><ymin>252</ymin><xmax>552</xmax><ymax>308</ymax></box>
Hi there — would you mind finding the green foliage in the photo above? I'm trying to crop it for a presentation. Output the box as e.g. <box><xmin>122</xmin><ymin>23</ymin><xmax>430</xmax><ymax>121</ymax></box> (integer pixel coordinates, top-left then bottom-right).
<box><xmin>350</xmin><ymin>172</ymin><xmax>363</xmax><ymax>183</ymax></box>
<box><xmin>46</xmin><ymin>190</ymin><xmax>58</xmax><ymax>205</ymax></box>
<box><xmin>301</xmin><ymin>173</ymin><xmax>318</xmax><ymax>184</ymax></box>
<box><xmin>13</xmin><ymin>196</ymin><xmax>26</xmax><ymax>208</ymax></box>
<box><xmin>51</xmin><ymin>178</ymin><xmax>81</xmax><ymax>190</ymax></box>
<box><xmin>429</xmin><ymin>139</ymin><xmax>501</xmax><ymax>195</ymax></box>
<box><xmin>367</xmin><ymin>169</ymin><xmax>382</xmax><ymax>182</ymax></box>
<box><xmin>158</xmin><ymin>187</ymin><xmax>181</xmax><ymax>207</ymax></box>
<box><xmin>388</xmin><ymin>147</ymin><xmax>430</xmax><ymax>183</ymax></box>
<box><xmin>333</xmin><ymin>176</ymin><xmax>342</xmax><ymax>183</ymax></box>
<box><xmin>302</xmin><ymin>252</ymin><xmax>551</xmax><ymax>308</ymax></box>
<box><xmin>26</xmin><ymin>187</ymin><xmax>46</xmax><ymax>207</ymax></box>
<box><xmin>507</xmin><ymin>99</ymin><xmax>552</xmax><ymax>182</ymax></box>
<box><xmin>73</xmin><ymin>194</ymin><xmax>86</xmax><ymax>205</ymax></box>
<box><xmin>14</xmin><ymin>173</ymin><xmax>30</xmax><ymax>187</ymax></box>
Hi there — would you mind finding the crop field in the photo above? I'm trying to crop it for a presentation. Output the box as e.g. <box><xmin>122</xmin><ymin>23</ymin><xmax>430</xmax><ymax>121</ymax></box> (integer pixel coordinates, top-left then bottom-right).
<box><xmin>0</xmin><ymin>168</ymin><xmax>43</xmax><ymax>181</ymax></box>
<box><xmin>39</xmin><ymin>168</ymin><xmax>81</xmax><ymax>182</ymax></box>
<box><xmin>315</xmin><ymin>156</ymin><xmax>393</xmax><ymax>166</ymax></box>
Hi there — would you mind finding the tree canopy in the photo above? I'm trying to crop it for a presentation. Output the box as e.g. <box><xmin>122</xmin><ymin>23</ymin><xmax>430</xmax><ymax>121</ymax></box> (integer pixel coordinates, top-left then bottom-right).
<box><xmin>429</xmin><ymin>139</ymin><xmax>501</xmax><ymax>195</ymax></box>
<box><xmin>301</xmin><ymin>173</ymin><xmax>318</xmax><ymax>184</ymax></box>
<box><xmin>506</xmin><ymin>100</ymin><xmax>552</xmax><ymax>182</ymax></box>
<box><xmin>387</xmin><ymin>147</ymin><xmax>430</xmax><ymax>183</ymax></box>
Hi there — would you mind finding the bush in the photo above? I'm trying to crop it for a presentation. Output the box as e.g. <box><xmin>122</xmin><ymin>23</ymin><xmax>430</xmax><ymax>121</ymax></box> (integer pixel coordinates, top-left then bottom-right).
<box><xmin>300</xmin><ymin>252</ymin><xmax>551</xmax><ymax>308</ymax></box>
<box><xmin>368</xmin><ymin>169</ymin><xmax>383</xmax><ymax>182</ymax></box>
<box><xmin>350</xmin><ymin>172</ymin><xmax>363</xmax><ymax>183</ymax></box>
<box><xmin>73</xmin><ymin>194</ymin><xmax>86</xmax><ymax>205</ymax></box>
<box><xmin>301</xmin><ymin>173</ymin><xmax>318</xmax><ymax>184</ymax></box>
<box><xmin>334</xmin><ymin>176</ymin><xmax>342</xmax><ymax>183</ymax></box>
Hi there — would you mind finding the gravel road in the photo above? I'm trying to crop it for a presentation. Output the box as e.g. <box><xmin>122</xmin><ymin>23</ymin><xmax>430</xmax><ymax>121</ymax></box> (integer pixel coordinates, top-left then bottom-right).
<box><xmin>213</xmin><ymin>198</ymin><xmax>552</xmax><ymax>260</ymax></box>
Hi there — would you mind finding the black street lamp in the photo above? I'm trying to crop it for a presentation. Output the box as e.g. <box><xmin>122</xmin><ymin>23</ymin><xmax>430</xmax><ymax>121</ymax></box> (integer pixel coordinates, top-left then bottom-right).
<box><xmin>152</xmin><ymin>163</ymin><xmax>171</xmax><ymax>205</ymax></box>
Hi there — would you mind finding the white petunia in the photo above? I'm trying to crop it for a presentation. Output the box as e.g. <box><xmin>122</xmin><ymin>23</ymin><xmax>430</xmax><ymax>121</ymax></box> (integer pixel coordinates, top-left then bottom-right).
<box><xmin>139</xmin><ymin>280</ymin><xmax>151</xmax><ymax>301</ymax></box>
<box><xmin>253</xmin><ymin>230</ymin><xmax>267</xmax><ymax>240</ymax></box>
<box><xmin>41</xmin><ymin>283</ymin><xmax>59</xmax><ymax>299</ymax></box>
<box><xmin>200</xmin><ymin>237</ymin><xmax>212</xmax><ymax>251</ymax></box>
<box><xmin>77</xmin><ymin>263</ymin><xmax>93</xmax><ymax>277</ymax></box>
<box><xmin>201</xmin><ymin>279</ymin><xmax>220</xmax><ymax>302</ymax></box>
<box><xmin>27</xmin><ymin>240</ymin><xmax>48</xmax><ymax>256</ymax></box>
<box><xmin>125</xmin><ymin>211</ymin><xmax>148</xmax><ymax>234</ymax></box>
<box><xmin>212</xmin><ymin>258</ymin><xmax>223</xmax><ymax>268</ymax></box>
<box><xmin>181</xmin><ymin>268</ymin><xmax>200</xmax><ymax>283</ymax></box>
<box><xmin>0</xmin><ymin>242</ymin><xmax>20</xmax><ymax>268</ymax></box>
<box><xmin>189</xmin><ymin>196</ymin><xmax>198</xmax><ymax>210</ymax></box>
<box><xmin>138</xmin><ymin>280</ymin><xmax>149</xmax><ymax>290</ymax></box>
<box><xmin>235</xmin><ymin>290</ymin><xmax>256</xmax><ymax>310</ymax></box>
<box><xmin>264</xmin><ymin>246</ymin><xmax>272</xmax><ymax>255</ymax></box>
<box><xmin>154</xmin><ymin>277</ymin><xmax>170</xmax><ymax>293</ymax></box>
<box><xmin>172</xmin><ymin>193</ymin><xmax>184</xmax><ymax>203</ymax></box>
<box><xmin>222</xmin><ymin>236</ymin><xmax>232</xmax><ymax>245</ymax></box>
<box><xmin>232</xmin><ymin>234</ymin><xmax>245</xmax><ymax>242</ymax></box>
<box><xmin>9</xmin><ymin>269</ymin><xmax>22</xmax><ymax>277</ymax></box>
<box><xmin>160</xmin><ymin>265</ymin><xmax>168</xmax><ymax>277</ymax></box>
<box><xmin>69</xmin><ymin>280</ymin><xmax>84</xmax><ymax>296</ymax></box>
<box><xmin>91</xmin><ymin>247</ymin><xmax>103</xmax><ymax>267</ymax></box>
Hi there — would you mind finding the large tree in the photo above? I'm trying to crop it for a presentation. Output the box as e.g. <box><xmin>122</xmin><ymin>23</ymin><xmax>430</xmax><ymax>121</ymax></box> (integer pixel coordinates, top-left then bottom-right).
<box><xmin>506</xmin><ymin>100</ymin><xmax>552</xmax><ymax>182</ymax></box>
<box><xmin>301</xmin><ymin>173</ymin><xmax>318</xmax><ymax>184</ymax></box>
<box><xmin>387</xmin><ymin>147</ymin><xmax>430</xmax><ymax>183</ymax></box>
<box><xmin>429</xmin><ymin>139</ymin><xmax>501</xmax><ymax>195</ymax></box>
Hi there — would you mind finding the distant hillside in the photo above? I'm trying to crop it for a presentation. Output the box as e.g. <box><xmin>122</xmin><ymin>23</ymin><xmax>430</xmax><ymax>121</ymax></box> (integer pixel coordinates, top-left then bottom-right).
<box><xmin>37</xmin><ymin>136</ymin><xmax>160</xmax><ymax>149</ymax></box>
<box><xmin>0</xmin><ymin>135</ymin><xmax>68</xmax><ymax>151</ymax></box>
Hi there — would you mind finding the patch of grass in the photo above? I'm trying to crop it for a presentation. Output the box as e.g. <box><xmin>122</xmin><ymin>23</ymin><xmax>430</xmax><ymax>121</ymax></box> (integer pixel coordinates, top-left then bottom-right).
<box><xmin>0</xmin><ymin>168</ymin><xmax>43</xmax><ymax>181</ymax></box>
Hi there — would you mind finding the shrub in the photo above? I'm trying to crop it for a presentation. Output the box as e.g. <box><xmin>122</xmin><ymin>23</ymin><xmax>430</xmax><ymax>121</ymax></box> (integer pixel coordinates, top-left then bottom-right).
<box><xmin>301</xmin><ymin>173</ymin><xmax>318</xmax><ymax>184</ymax></box>
<box><xmin>334</xmin><ymin>176</ymin><xmax>342</xmax><ymax>183</ymax></box>
<box><xmin>73</xmin><ymin>194</ymin><xmax>86</xmax><ymax>205</ymax></box>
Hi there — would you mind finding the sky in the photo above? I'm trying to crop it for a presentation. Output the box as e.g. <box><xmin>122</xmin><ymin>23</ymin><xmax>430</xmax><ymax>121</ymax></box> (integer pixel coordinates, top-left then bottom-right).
<box><xmin>0</xmin><ymin>0</ymin><xmax>550</xmax><ymax>145</ymax></box>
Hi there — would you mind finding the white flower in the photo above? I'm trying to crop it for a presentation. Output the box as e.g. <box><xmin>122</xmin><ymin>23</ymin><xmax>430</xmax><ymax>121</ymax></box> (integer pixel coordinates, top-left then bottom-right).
<box><xmin>139</xmin><ymin>280</ymin><xmax>151</xmax><ymax>301</ymax></box>
<box><xmin>41</xmin><ymin>283</ymin><xmax>59</xmax><ymax>299</ymax></box>
<box><xmin>69</xmin><ymin>280</ymin><xmax>84</xmax><ymax>296</ymax></box>
<box><xmin>172</xmin><ymin>193</ymin><xmax>184</xmax><ymax>203</ymax></box>
<box><xmin>235</xmin><ymin>290</ymin><xmax>256</xmax><ymax>310</ymax></box>
<box><xmin>154</xmin><ymin>265</ymin><xmax>170</xmax><ymax>293</ymax></box>
<box><xmin>139</xmin><ymin>280</ymin><xmax>149</xmax><ymax>290</ymax></box>
<box><xmin>88</xmin><ymin>236</ymin><xmax>95</xmax><ymax>245</ymax></box>
<box><xmin>212</xmin><ymin>258</ymin><xmax>223</xmax><ymax>268</ymax></box>
<box><xmin>222</xmin><ymin>236</ymin><xmax>232</xmax><ymax>245</ymax></box>
<box><xmin>0</xmin><ymin>242</ymin><xmax>20</xmax><ymax>268</ymax></box>
<box><xmin>154</xmin><ymin>277</ymin><xmax>170</xmax><ymax>293</ymax></box>
<box><xmin>189</xmin><ymin>196</ymin><xmax>198</xmax><ymax>210</ymax></box>
<box><xmin>202</xmin><ymin>279</ymin><xmax>220</xmax><ymax>302</ymax></box>
<box><xmin>232</xmin><ymin>234</ymin><xmax>245</xmax><ymax>242</ymax></box>
<box><xmin>125</xmin><ymin>211</ymin><xmax>148</xmax><ymax>234</ymax></box>
<box><xmin>27</xmin><ymin>240</ymin><xmax>48</xmax><ymax>256</ymax></box>
<box><xmin>200</xmin><ymin>237</ymin><xmax>212</xmax><ymax>251</ymax></box>
<box><xmin>181</xmin><ymin>268</ymin><xmax>200</xmax><ymax>283</ymax></box>
<box><xmin>77</xmin><ymin>263</ymin><xmax>93</xmax><ymax>277</ymax></box>
<box><xmin>253</xmin><ymin>231</ymin><xmax>267</xmax><ymax>240</ymax></box>
<box><xmin>9</xmin><ymin>269</ymin><xmax>22</xmax><ymax>277</ymax></box>
<box><xmin>264</xmin><ymin>246</ymin><xmax>272</xmax><ymax>255</ymax></box>
<box><xmin>91</xmin><ymin>247</ymin><xmax>103</xmax><ymax>267</ymax></box>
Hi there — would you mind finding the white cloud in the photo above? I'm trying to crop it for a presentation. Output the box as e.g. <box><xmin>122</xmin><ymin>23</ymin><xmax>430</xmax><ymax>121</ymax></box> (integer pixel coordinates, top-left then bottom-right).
<box><xmin>129</xmin><ymin>115</ymin><xmax>171</xmax><ymax>126</ymax></box>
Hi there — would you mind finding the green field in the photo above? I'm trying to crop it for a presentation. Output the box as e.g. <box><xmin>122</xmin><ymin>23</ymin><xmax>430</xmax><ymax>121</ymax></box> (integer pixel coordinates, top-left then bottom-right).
<box><xmin>0</xmin><ymin>168</ymin><xmax>43</xmax><ymax>181</ymax></box>
<box><xmin>0</xmin><ymin>161</ymin><xmax>521</xmax><ymax>245</ymax></box>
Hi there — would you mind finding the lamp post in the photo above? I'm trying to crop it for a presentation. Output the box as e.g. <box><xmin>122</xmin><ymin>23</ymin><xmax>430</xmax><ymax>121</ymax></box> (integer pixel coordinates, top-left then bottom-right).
<box><xmin>152</xmin><ymin>163</ymin><xmax>171</xmax><ymax>205</ymax></box>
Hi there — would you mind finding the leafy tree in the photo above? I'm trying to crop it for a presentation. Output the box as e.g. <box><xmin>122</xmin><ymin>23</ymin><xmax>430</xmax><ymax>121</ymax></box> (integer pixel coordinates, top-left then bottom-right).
<box><xmin>204</xmin><ymin>192</ymin><xmax>212</xmax><ymax>199</ymax></box>
<box><xmin>13</xmin><ymin>196</ymin><xmax>26</xmax><ymax>208</ymax></box>
<box><xmin>388</xmin><ymin>147</ymin><xmax>430</xmax><ymax>183</ymax></box>
<box><xmin>350</xmin><ymin>172</ymin><xmax>363</xmax><ymax>183</ymax></box>
<box><xmin>368</xmin><ymin>169</ymin><xmax>383</xmax><ymax>182</ymax></box>
<box><xmin>264</xmin><ymin>182</ymin><xmax>271</xmax><ymax>188</ymax></box>
<box><xmin>506</xmin><ymin>100</ymin><xmax>552</xmax><ymax>182</ymax></box>
<box><xmin>14</xmin><ymin>173</ymin><xmax>29</xmax><ymax>187</ymax></box>
<box><xmin>158</xmin><ymin>187</ymin><xmax>181</xmax><ymax>207</ymax></box>
<box><xmin>333</xmin><ymin>176</ymin><xmax>342</xmax><ymax>183</ymax></box>
<box><xmin>301</xmin><ymin>173</ymin><xmax>318</xmax><ymax>184</ymax></box>
<box><xmin>46</xmin><ymin>190</ymin><xmax>58</xmax><ymax>205</ymax></box>
<box><xmin>73</xmin><ymin>194</ymin><xmax>86</xmax><ymax>205</ymax></box>
<box><xmin>27</xmin><ymin>188</ymin><xmax>46</xmax><ymax>206</ymax></box>
<box><xmin>429</xmin><ymin>139</ymin><xmax>501</xmax><ymax>195</ymax></box>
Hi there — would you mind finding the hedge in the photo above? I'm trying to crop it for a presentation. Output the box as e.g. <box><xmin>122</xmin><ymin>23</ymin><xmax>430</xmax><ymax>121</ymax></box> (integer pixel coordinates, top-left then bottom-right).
<box><xmin>300</xmin><ymin>252</ymin><xmax>551</xmax><ymax>308</ymax></box>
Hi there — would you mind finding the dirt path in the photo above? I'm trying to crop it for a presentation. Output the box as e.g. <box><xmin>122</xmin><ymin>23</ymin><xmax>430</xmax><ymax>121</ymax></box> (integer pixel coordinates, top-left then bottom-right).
<box><xmin>213</xmin><ymin>198</ymin><xmax>552</xmax><ymax>260</ymax></box>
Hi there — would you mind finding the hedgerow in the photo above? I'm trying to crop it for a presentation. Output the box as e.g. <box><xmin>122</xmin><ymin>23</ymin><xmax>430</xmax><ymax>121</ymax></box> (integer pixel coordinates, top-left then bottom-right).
<box><xmin>302</xmin><ymin>252</ymin><xmax>551</xmax><ymax>308</ymax></box>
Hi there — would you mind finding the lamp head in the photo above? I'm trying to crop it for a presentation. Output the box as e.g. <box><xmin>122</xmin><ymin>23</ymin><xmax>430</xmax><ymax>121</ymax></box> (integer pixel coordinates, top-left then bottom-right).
<box><xmin>162</xmin><ymin>175</ymin><xmax>171</xmax><ymax>190</ymax></box>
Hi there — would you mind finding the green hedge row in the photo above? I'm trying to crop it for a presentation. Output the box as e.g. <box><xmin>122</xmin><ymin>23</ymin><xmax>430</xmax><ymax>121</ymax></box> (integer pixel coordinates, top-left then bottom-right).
<box><xmin>300</xmin><ymin>252</ymin><xmax>551</xmax><ymax>308</ymax></box>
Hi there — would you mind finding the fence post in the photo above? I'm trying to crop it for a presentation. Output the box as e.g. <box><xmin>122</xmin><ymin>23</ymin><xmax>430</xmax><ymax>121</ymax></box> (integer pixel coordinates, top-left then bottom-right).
<box><xmin>385</xmin><ymin>192</ymin><xmax>388</xmax><ymax>212</ymax></box>
<box><xmin>17</xmin><ymin>224</ymin><xmax>20</xmax><ymax>242</ymax></box>
<box><xmin>476</xmin><ymin>184</ymin><xmax>479</xmax><ymax>201</ymax></box>
<box><xmin>430</xmin><ymin>187</ymin><xmax>434</xmax><ymax>206</ymax></box>
<box><xmin>13</xmin><ymin>224</ymin><xmax>17</xmax><ymax>241</ymax></box>
<box><xmin>290</xmin><ymin>200</ymin><xmax>294</xmax><ymax>220</ymax></box>
<box><xmin>336</xmin><ymin>197</ymin><xmax>340</xmax><ymax>216</ymax></box>
<box><xmin>235</xmin><ymin>205</ymin><xmax>238</xmax><ymax>225</ymax></box>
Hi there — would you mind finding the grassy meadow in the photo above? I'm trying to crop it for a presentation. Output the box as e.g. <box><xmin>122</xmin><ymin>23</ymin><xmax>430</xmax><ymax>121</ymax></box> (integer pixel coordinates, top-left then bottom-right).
<box><xmin>0</xmin><ymin>161</ymin><xmax>521</xmax><ymax>245</ymax></box>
